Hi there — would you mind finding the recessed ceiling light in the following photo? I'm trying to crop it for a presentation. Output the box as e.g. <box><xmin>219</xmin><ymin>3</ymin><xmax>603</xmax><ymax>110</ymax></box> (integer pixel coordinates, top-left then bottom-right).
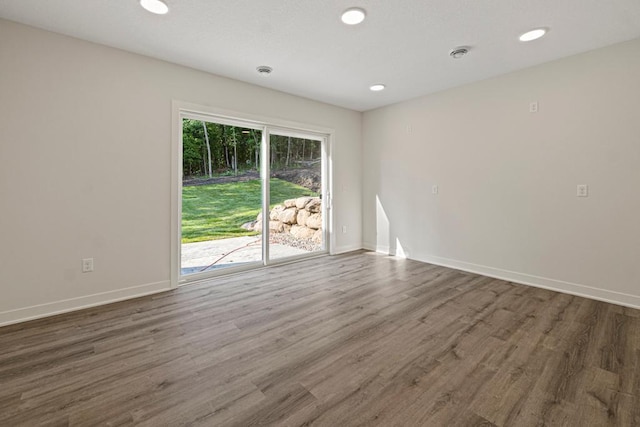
<box><xmin>341</xmin><ymin>8</ymin><xmax>366</xmax><ymax>25</ymax></box>
<box><xmin>256</xmin><ymin>65</ymin><xmax>273</xmax><ymax>75</ymax></box>
<box><xmin>449</xmin><ymin>47</ymin><xmax>470</xmax><ymax>59</ymax></box>
<box><xmin>140</xmin><ymin>0</ymin><xmax>169</xmax><ymax>15</ymax></box>
<box><xmin>370</xmin><ymin>84</ymin><xmax>385</xmax><ymax>92</ymax></box>
<box><xmin>519</xmin><ymin>28</ymin><xmax>547</xmax><ymax>42</ymax></box>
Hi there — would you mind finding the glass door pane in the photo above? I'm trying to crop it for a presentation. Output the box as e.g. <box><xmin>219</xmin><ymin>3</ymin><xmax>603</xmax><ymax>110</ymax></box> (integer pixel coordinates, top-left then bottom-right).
<box><xmin>268</xmin><ymin>132</ymin><xmax>325</xmax><ymax>262</ymax></box>
<box><xmin>181</xmin><ymin>118</ymin><xmax>263</xmax><ymax>275</ymax></box>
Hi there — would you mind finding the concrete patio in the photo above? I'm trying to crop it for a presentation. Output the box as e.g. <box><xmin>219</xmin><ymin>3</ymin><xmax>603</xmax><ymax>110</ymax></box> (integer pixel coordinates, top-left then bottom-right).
<box><xmin>181</xmin><ymin>236</ymin><xmax>309</xmax><ymax>275</ymax></box>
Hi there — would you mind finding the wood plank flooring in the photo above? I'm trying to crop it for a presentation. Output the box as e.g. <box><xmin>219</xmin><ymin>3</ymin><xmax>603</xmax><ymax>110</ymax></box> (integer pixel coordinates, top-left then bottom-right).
<box><xmin>1</xmin><ymin>251</ymin><xmax>639</xmax><ymax>426</ymax></box>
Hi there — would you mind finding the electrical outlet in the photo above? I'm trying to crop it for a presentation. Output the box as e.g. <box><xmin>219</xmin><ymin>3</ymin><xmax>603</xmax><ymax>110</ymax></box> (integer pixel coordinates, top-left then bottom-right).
<box><xmin>432</xmin><ymin>185</ymin><xmax>439</xmax><ymax>195</ymax></box>
<box><xmin>406</xmin><ymin>125</ymin><xmax>413</xmax><ymax>134</ymax></box>
<box><xmin>577</xmin><ymin>184</ymin><xmax>589</xmax><ymax>198</ymax></box>
<box><xmin>342</xmin><ymin>226</ymin><xmax>347</xmax><ymax>234</ymax></box>
<box><xmin>529</xmin><ymin>102</ymin><xmax>539</xmax><ymax>113</ymax></box>
<box><xmin>82</xmin><ymin>258</ymin><xmax>94</xmax><ymax>273</ymax></box>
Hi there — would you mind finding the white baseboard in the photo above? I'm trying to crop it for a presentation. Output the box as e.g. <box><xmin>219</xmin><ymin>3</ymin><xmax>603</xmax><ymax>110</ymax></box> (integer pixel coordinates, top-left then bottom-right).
<box><xmin>417</xmin><ymin>254</ymin><xmax>640</xmax><ymax>309</ymax></box>
<box><xmin>332</xmin><ymin>244</ymin><xmax>364</xmax><ymax>255</ymax></box>
<box><xmin>5</xmin><ymin>249</ymin><xmax>636</xmax><ymax>328</ymax></box>
<box><xmin>362</xmin><ymin>242</ymin><xmax>388</xmax><ymax>253</ymax></box>
<box><xmin>365</xmin><ymin>246</ymin><xmax>640</xmax><ymax>310</ymax></box>
<box><xmin>0</xmin><ymin>280</ymin><xmax>171</xmax><ymax>327</ymax></box>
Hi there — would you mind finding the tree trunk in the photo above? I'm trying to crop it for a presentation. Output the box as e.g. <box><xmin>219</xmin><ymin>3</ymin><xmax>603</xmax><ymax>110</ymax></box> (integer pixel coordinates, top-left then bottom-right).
<box><xmin>256</xmin><ymin>148</ymin><xmax>259</xmax><ymax>170</ymax></box>
<box><xmin>202</xmin><ymin>122</ymin><xmax>213</xmax><ymax>178</ymax></box>
<box><xmin>224</xmin><ymin>144</ymin><xmax>230</xmax><ymax>168</ymax></box>
<box><xmin>271</xmin><ymin>141</ymin><xmax>275</xmax><ymax>168</ymax></box>
<box><xmin>286</xmin><ymin>136</ymin><xmax>291</xmax><ymax>167</ymax></box>
<box><xmin>232</xmin><ymin>128</ymin><xmax>238</xmax><ymax>176</ymax></box>
<box><xmin>251</xmin><ymin>130</ymin><xmax>260</xmax><ymax>170</ymax></box>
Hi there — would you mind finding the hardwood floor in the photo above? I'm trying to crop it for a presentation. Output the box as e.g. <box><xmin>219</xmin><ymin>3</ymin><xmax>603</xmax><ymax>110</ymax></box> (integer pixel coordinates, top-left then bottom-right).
<box><xmin>1</xmin><ymin>251</ymin><xmax>639</xmax><ymax>426</ymax></box>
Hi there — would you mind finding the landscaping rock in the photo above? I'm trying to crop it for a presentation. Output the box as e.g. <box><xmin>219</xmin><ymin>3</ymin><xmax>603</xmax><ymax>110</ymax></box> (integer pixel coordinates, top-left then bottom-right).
<box><xmin>269</xmin><ymin>205</ymin><xmax>285</xmax><ymax>221</ymax></box>
<box><xmin>252</xmin><ymin>196</ymin><xmax>322</xmax><ymax>242</ymax></box>
<box><xmin>290</xmin><ymin>224</ymin><xmax>316</xmax><ymax>239</ymax></box>
<box><xmin>254</xmin><ymin>220</ymin><xmax>284</xmax><ymax>233</ymax></box>
<box><xmin>279</xmin><ymin>207</ymin><xmax>298</xmax><ymax>225</ymax></box>
<box><xmin>296</xmin><ymin>209</ymin><xmax>310</xmax><ymax>227</ymax></box>
<box><xmin>306</xmin><ymin>198</ymin><xmax>322</xmax><ymax>213</ymax></box>
<box><xmin>306</xmin><ymin>213</ymin><xmax>322</xmax><ymax>230</ymax></box>
<box><xmin>241</xmin><ymin>221</ymin><xmax>256</xmax><ymax>230</ymax></box>
<box><xmin>272</xmin><ymin>221</ymin><xmax>285</xmax><ymax>233</ymax></box>
<box><xmin>295</xmin><ymin>197</ymin><xmax>313</xmax><ymax>209</ymax></box>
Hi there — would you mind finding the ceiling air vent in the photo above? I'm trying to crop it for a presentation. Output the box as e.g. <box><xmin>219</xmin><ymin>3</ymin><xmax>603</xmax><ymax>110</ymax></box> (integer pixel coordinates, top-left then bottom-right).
<box><xmin>256</xmin><ymin>66</ymin><xmax>273</xmax><ymax>75</ymax></box>
<box><xmin>449</xmin><ymin>47</ymin><xmax>469</xmax><ymax>59</ymax></box>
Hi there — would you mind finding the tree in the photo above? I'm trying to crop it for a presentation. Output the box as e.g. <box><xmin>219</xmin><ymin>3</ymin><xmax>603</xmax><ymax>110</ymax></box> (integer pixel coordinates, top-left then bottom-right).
<box><xmin>250</xmin><ymin>130</ymin><xmax>260</xmax><ymax>170</ymax></box>
<box><xmin>231</xmin><ymin>126</ymin><xmax>238</xmax><ymax>176</ymax></box>
<box><xmin>181</xmin><ymin>120</ymin><xmax>327</xmax><ymax>178</ymax></box>
<box><xmin>202</xmin><ymin>121</ymin><xmax>213</xmax><ymax>178</ymax></box>
<box><xmin>182</xmin><ymin>119</ymin><xmax>205</xmax><ymax>177</ymax></box>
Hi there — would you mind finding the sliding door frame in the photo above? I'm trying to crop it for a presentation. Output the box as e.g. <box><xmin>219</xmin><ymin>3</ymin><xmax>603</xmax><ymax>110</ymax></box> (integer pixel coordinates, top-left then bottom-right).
<box><xmin>171</xmin><ymin>101</ymin><xmax>334</xmax><ymax>288</ymax></box>
<box><xmin>266</xmin><ymin>127</ymin><xmax>330</xmax><ymax>262</ymax></box>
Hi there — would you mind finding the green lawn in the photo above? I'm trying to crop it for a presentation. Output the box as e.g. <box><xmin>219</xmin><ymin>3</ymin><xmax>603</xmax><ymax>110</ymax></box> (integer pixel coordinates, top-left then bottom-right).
<box><xmin>182</xmin><ymin>178</ymin><xmax>317</xmax><ymax>243</ymax></box>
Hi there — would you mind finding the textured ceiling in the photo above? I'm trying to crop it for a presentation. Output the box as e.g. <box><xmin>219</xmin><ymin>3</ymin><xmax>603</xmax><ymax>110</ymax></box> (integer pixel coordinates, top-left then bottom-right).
<box><xmin>1</xmin><ymin>0</ymin><xmax>639</xmax><ymax>111</ymax></box>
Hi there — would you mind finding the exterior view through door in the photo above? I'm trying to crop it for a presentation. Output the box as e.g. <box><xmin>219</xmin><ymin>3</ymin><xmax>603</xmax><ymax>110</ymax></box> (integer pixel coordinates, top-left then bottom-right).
<box><xmin>180</xmin><ymin>115</ymin><xmax>327</xmax><ymax>278</ymax></box>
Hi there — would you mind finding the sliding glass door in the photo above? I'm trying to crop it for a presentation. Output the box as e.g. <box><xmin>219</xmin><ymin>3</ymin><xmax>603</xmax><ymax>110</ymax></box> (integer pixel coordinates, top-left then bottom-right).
<box><xmin>180</xmin><ymin>119</ymin><xmax>264</xmax><ymax>274</ymax></box>
<box><xmin>178</xmin><ymin>114</ymin><xmax>328</xmax><ymax>281</ymax></box>
<box><xmin>267</xmin><ymin>130</ymin><xmax>326</xmax><ymax>262</ymax></box>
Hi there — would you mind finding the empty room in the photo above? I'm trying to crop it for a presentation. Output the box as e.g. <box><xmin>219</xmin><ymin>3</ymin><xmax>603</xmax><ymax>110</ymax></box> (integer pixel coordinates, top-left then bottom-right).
<box><xmin>1</xmin><ymin>1</ymin><xmax>639</xmax><ymax>425</ymax></box>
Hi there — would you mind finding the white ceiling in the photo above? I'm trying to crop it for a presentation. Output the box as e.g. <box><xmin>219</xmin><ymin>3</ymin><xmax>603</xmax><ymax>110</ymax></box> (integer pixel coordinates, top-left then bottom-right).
<box><xmin>1</xmin><ymin>0</ymin><xmax>639</xmax><ymax>111</ymax></box>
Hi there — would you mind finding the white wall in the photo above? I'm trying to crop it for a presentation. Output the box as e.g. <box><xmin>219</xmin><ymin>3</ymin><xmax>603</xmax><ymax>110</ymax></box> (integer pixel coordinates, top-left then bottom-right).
<box><xmin>0</xmin><ymin>19</ymin><xmax>362</xmax><ymax>325</ymax></box>
<box><xmin>363</xmin><ymin>38</ymin><xmax>640</xmax><ymax>308</ymax></box>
